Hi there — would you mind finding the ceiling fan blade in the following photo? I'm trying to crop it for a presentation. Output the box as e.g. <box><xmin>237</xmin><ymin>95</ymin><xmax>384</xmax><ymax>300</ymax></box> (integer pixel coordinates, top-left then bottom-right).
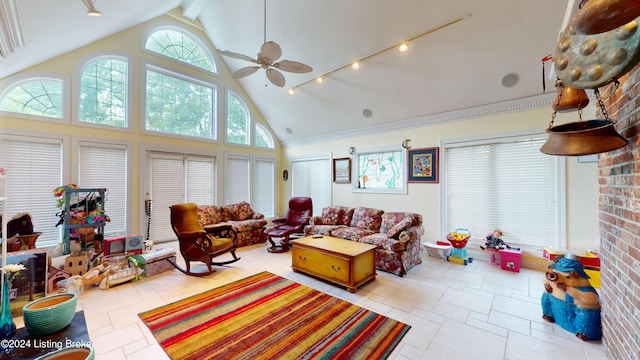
<box><xmin>266</xmin><ymin>68</ymin><xmax>285</xmax><ymax>87</ymax></box>
<box><xmin>260</xmin><ymin>41</ymin><xmax>282</xmax><ymax>62</ymax></box>
<box><xmin>274</xmin><ymin>60</ymin><xmax>313</xmax><ymax>73</ymax></box>
<box><xmin>219</xmin><ymin>50</ymin><xmax>258</xmax><ymax>63</ymax></box>
<box><xmin>233</xmin><ymin>66</ymin><xmax>260</xmax><ymax>79</ymax></box>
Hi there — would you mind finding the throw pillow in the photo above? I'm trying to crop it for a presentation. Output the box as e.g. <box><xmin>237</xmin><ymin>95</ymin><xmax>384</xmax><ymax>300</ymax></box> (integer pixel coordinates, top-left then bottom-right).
<box><xmin>387</xmin><ymin>218</ymin><xmax>413</xmax><ymax>238</ymax></box>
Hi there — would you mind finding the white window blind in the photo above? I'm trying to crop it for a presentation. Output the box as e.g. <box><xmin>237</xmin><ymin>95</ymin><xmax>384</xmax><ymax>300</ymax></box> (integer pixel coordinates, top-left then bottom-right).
<box><xmin>0</xmin><ymin>135</ymin><xmax>63</xmax><ymax>248</ymax></box>
<box><xmin>291</xmin><ymin>156</ymin><xmax>331</xmax><ymax>216</ymax></box>
<box><xmin>254</xmin><ymin>157</ymin><xmax>275</xmax><ymax>217</ymax></box>
<box><xmin>78</xmin><ymin>142</ymin><xmax>127</xmax><ymax>237</ymax></box>
<box><xmin>225</xmin><ymin>154</ymin><xmax>250</xmax><ymax>205</ymax></box>
<box><xmin>444</xmin><ymin>135</ymin><xmax>562</xmax><ymax>249</ymax></box>
<box><xmin>186</xmin><ymin>156</ymin><xmax>215</xmax><ymax>205</ymax></box>
<box><xmin>149</xmin><ymin>153</ymin><xmax>184</xmax><ymax>242</ymax></box>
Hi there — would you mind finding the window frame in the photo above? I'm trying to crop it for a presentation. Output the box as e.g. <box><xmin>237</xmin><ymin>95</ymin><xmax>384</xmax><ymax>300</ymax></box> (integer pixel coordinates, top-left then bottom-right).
<box><xmin>441</xmin><ymin>130</ymin><xmax>566</xmax><ymax>251</ymax></box>
<box><xmin>142</xmin><ymin>23</ymin><xmax>217</xmax><ymax>75</ymax></box>
<box><xmin>352</xmin><ymin>145</ymin><xmax>407</xmax><ymax>194</ymax></box>
<box><xmin>72</xmin><ymin>52</ymin><xmax>133</xmax><ymax>131</ymax></box>
<box><xmin>141</xmin><ymin>61</ymin><xmax>218</xmax><ymax>142</ymax></box>
<box><xmin>255</xmin><ymin>122</ymin><xmax>276</xmax><ymax>149</ymax></box>
<box><xmin>0</xmin><ymin>73</ymin><xmax>70</xmax><ymax>124</ymax></box>
<box><xmin>225</xmin><ymin>89</ymin><xmax>251</xmax><ymax>147</ymax></box>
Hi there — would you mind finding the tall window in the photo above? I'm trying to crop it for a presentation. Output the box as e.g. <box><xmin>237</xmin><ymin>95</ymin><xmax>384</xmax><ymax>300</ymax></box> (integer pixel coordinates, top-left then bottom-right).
<box><xmin>147</xmin><ymin>152</ymin><xmax>216</xmax><ymax>242</ymax></box>
<box><xmin>79</xmin><ymin>57</ymin><xmax>129</xmax><ymax>128</ymax></box>
<box><xmin>0</xmin><ymin>134</ymin><xmax>63</xmax><ymax>248</ymax></box>
<box><xmin>0</xmin><ymin>78</ymin><xmax>63</xmax><ymax>119</ymax></box>
<box><xmin>226</xmin><ymin>90</ymin><xmax>250</xmax><ymax>145</ymax></box>
<box><xmin>145</xmin><ymin>66</ymin><xmax>216</xmax><ymax>140</ymax></box>
<box><xmin>225</xmin><ymin>154</ymin><xmax>250</xmax><ymax>204</ymax></box>
<box><xmin>254</xmin><ymin>157</ymin><xmax>275</xmax><ymax>217</ymax></box>
<box><xmin>77</xmin><ymin>142</ymin><xmax>128</xmax><ymax>237</ymax></box>
<box><xmin>145</xmin><ymin>27</ymin><xmax>215</xmax><ymax>73</ymax></box>
<box><xmin>255</xmin><ymin>123</ymin><xmax>275</xmax><ymax>149</ymax></box>
<box><xmin>443</xmin><ymin>133</ymin><xmax>563</xmax><ymax>249</ymax></box>
<box><xmin>291</xmin><ymin>155</ymin><xmax>332</xmax><ymax>216</ymax></box>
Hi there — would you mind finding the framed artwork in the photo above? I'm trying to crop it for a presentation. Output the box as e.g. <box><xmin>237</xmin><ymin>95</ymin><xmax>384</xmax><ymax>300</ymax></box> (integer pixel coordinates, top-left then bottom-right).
<box><xmin>3</xmin><ymin>248</ymin><xmax>48</xmax><ymax>317</ymax></box>
<box><xmin>333</xmin><ymin>157</ymin><xmax>351</xmax><ymax>183</ymax></box>
<box><xmin>408</xmin><ymin>147</ymin><xmax>439</xmax><ymax>183</ymax></box>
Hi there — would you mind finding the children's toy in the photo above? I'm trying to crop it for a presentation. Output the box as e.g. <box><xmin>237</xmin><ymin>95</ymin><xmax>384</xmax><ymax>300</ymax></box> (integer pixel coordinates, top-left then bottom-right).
<box><xmin>480</xmin><ymin>229</ymin><xmax>519</xmax><ymax>265</ymax></box>
<box><xmin>541</xmin><ymin>256</ymin><xmax>602</xmax><ymax>341</ymax></box>
<box><xmin>446</xmin><ymin>228</ymin><xmax>473</xmax><ymax>265</ymax></box>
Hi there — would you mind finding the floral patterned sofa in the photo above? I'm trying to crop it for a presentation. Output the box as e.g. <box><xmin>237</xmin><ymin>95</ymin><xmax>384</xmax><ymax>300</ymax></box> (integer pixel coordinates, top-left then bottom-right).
<box><xmin>305</xmin><ymin>206</ymin><xmax>424</xmax><ymax>276</ymax></box>
<box><xmin>197</xmin><ymin>202</ymin><xmax>267</xmax><ymax>247</ymax></box>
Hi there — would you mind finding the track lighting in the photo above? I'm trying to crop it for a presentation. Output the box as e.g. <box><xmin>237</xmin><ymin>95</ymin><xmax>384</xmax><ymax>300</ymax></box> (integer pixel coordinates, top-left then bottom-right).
<box><xmin>82</xmin><ymin>0</ymin><xmax>102</xmax><ymax>17</ymax></box>
<box><xmin>288</xmin><ymin>13</ymin><xmax>470</xmax><ymax>94</ymax></box>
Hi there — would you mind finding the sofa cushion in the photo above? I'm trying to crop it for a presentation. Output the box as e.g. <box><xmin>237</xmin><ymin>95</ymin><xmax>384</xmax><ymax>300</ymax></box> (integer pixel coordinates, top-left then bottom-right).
<box><xmin>386</xmin><ymin>217</ymin><xmax>413</xmax><ymax>238</ymax></box>
<box><xmin>359</xmin><ymin>233</ymin><xmax>409</xmax><ymax>252</ymax></box>
<box><xmin>330</xmin><ymin>227</ymin><xmax>375</xmax><ymax>241</ymax></box>
<box><xmin>197</xmin><ymin>205</ymin><xmax>224</xmax><ymax>225</ymax></box>
<box><xmin>304</xmin><ymin>224</ymin><xmax>344</xmax><ymax>236</ymax></box>
<box><xmin>320</xmin><ymin>206</ymin><xmax>354</xmax><ymax>225</ymax></box>
<box><xmin>227</xmin><ymin>219</ymin><xmax>268</xmax><ymax>233</ymax></box>
<box><xmin>224</xmin><ymin>201</ymin><xmax>255</xmax><ymax>221</ymax></box>
<box><xmin>349</xmin><ymin>207</ymin><xmax>384</xmax><ymax>231</ymax></box>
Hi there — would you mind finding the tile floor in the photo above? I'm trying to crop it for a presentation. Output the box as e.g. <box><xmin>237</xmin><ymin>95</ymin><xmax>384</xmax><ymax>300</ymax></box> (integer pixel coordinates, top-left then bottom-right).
<box><xmin>25</xmin><ymin>242</ymin><xmax>607</xmax><ymax>360</ymax></box>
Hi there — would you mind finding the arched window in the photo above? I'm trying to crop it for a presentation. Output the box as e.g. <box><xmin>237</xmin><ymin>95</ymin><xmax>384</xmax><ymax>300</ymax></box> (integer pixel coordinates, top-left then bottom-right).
<box><xmin>144</xmin><ymin>27</ymin><xmax>216</xmax><ymax>73</ymax></box>
<box><xmin>255</xmin><ymin>123</ymin><xmax>275</xmax><ymax>149</ymax></box>
<box><xmin>226</xmin><ymin>90</ymin><xmax>250</xmax><ymax>145</ymax></box>
<box><xmin>79</xmin><ymin>56</ymin><xmax>129</xmax><ymax>127</ymax></box>
<box><xmin>0</xmin><ymin>78</ymin><xmax>63</xmax><ymax>119</ymax></box>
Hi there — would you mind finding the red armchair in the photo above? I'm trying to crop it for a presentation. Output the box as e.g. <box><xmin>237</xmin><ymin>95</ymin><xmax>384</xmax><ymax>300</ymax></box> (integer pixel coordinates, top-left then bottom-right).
<box><xmin>264</xmin><ymin>197</ymin><xmax>312</xmax><ymax>253</ymax></box>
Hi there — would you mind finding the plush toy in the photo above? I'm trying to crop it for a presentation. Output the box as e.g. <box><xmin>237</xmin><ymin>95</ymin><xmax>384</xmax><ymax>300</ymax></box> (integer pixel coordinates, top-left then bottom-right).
<box><xmin>541</xmin><ymin>256</ymin><xmax>602</xmax><ymax>341</ymax></box>
<box><xmin>480</xmin><ymin>229</ymin><xmax>520</xmax><ymax>251</ymax></box>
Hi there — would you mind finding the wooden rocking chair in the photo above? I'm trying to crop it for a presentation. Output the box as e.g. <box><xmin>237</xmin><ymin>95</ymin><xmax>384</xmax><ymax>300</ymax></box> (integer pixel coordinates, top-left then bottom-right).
<box><xmin>169</xmin><ymin>203</ymin><xmax>240</xmax><ymax>276</ymax></box>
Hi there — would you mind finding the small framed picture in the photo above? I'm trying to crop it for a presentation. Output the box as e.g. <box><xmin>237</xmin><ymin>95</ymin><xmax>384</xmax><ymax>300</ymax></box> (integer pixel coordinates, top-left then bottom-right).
<box><xmin>333</xmin><ymin>157</ymin><xmax>351</xmax><ymax>183</ymax></box>
<box><xmin>408</xmin><ymin>147</ymin><xmax>439</xmax><ymax>183</ymax></box>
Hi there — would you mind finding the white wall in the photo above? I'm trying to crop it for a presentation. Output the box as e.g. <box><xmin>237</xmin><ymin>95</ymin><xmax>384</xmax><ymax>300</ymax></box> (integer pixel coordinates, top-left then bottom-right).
<box><xmin>282</xmin><ymin>104</ymin><xmax>600</xmax><ymax>253</ymax></box>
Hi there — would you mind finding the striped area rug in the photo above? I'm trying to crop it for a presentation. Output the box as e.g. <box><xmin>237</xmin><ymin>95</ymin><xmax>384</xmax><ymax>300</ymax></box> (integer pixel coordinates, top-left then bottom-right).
<box><xmin>139</xmin><ymin>271</ymin><xmax>410</xmax><ymax>360</ymax></box>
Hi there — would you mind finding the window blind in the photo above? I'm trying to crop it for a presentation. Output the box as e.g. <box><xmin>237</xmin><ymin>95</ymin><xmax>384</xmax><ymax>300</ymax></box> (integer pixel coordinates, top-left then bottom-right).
<box><xmin>291</xmin><ymin>156</ymin><xmax>331</xmax><ymax>216</ymax></box>
<box><xmin>149</xmin><ymin>153</ymin><xmax>184</xmax><ymax>242</ymax></box>
<box><xmin>186</xmin><ymin>156</ymin><xmax>215</xmax><ymax>205</ymax></box>
<box><xmin>225</xmin><ymin>154</ymin><xmax>250</xmax><ymax>205</ymax></box>
<box><xmin>0</xmin><ymin>135</ymin><xmax>63</xmax><ymax>248</ymax></box>
<box><xmin>444</xmin><ymin>135</ymin><xmax>561</xmax><ymax>249</ymax></box>
<box><xmin>253</xmin><ymin>157</ymin><xmax>275</xmax><ymax>217</ymax></box>
<box><xmin>78</xmin><ymin>142</ymin><xmax>127</xmax><ymax>237</ymax></box>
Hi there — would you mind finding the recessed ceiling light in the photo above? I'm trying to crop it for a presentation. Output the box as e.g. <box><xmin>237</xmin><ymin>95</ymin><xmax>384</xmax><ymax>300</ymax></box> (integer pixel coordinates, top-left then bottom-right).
<box><xmin>362</xmin><ymin>109</ymin><xmax>373</xmax><ymax>118</ymax></box>
<box><xmin>286</xmin><ymin>127</ymin><xmax>293</xmax><ymax>134</ymax></box>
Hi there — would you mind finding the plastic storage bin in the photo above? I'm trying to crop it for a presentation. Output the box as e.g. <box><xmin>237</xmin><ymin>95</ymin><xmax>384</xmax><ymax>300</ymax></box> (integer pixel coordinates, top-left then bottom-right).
<box><xmin>499</xmin><ymin>249</ymin><xmax>521</xmax><ymax>272</ymax></box>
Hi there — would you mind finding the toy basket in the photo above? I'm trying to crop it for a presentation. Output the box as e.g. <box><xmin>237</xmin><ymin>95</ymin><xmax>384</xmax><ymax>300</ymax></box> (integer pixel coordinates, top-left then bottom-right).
<box><xmin>446</xmin><ymin>228</ymin><xmax>471</xmax><ymax>249</ymax></box>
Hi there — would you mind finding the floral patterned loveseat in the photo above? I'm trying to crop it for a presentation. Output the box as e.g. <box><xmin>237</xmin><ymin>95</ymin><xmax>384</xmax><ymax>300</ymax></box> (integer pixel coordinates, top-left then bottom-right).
<box><xmin>197</xmin><ymin>202</ymin><xmax>267</xmax><ymax>247</ymax></box>
<box><xmin>305</xmin><ymin>206</ymin><xmax>424</xmax><ymax>276</ymax></box>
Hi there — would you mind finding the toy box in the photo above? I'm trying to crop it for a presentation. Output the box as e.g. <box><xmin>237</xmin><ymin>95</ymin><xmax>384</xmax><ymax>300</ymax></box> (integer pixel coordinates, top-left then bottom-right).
<box><xmin>499</xmin><ymin>248</ymin><xmax>521</xmax><ymax>272</ymax></box>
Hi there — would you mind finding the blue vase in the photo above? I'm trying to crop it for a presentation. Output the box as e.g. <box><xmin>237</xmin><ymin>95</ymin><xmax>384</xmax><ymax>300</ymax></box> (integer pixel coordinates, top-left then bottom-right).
<box><xmin>0</xmin><ymin>275</ymin><xmax>16</xmax><ymax>341</ymax></box>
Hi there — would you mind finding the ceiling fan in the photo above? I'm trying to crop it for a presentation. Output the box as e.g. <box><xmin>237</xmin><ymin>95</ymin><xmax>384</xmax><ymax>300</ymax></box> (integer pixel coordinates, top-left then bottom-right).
<box><xmin>219</xmin><ymin>0</ymin><xmax>312</xmax><ymax>87</ymax></box>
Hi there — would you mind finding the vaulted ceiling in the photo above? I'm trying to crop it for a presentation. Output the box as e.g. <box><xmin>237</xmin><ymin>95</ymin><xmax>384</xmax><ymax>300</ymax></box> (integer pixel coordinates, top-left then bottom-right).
<box><xmin>1</xmin><ymin>0</ymin><xmax>572</xmax><ymax>144</ymax></box>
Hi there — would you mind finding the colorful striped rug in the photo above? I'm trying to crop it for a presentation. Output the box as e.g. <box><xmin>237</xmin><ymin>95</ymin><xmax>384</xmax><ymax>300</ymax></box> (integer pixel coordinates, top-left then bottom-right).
<box><xmin>139</xmin><ymin>271</ymin><xmax>410</xmax><ymax>360</ymax></box>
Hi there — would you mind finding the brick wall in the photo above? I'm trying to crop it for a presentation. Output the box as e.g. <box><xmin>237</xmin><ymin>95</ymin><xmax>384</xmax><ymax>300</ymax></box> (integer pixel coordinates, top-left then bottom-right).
<box><xmin>598</xmin><ymin>65</ymin><xmax>640</xmax><ymax>360</ymax></box>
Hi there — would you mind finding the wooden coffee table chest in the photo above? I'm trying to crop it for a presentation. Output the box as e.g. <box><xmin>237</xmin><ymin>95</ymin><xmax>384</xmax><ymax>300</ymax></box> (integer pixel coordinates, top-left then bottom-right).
<box><xmin>291</xmin><ymin>236</ymin><xmax>377</xmax><ymax>292</ymax></box>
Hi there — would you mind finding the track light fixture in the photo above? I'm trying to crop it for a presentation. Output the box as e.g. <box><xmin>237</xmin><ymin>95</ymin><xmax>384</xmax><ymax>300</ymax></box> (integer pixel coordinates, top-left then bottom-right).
<box><xmin>288</xmin><ymin>13</ymin><xmax>471</xmax><ymax>94</ymax></box>
<box><xmin>82</xmin><ymin>0</ymin><xmax>102</xmax><ymax>17</ymax></box>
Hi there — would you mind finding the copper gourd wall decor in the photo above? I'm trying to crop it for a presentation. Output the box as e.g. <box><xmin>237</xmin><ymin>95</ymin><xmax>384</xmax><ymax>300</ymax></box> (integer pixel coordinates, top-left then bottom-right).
<box><xmin>571</xmin><ymin>0</ymin><xmax>640</xmax><ymax>35</ymax></box>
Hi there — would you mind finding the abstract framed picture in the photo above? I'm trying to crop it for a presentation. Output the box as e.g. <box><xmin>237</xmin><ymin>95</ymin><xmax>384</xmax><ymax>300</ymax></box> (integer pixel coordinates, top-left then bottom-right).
<box><xmin>408</xmin><ymin>147</ymin><xmax>439</xmax><ymax>183</ymax></box>
<box><xmin>333</xmin><ymin>157</ymin><xmax>351</xmax><ymax>183</ymax></box>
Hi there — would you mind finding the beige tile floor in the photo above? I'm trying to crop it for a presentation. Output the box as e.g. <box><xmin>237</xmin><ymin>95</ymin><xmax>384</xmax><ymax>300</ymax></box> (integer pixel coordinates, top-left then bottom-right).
<box><xmin>29</xmin><ymin>242</ymin><xmax>607</xmax><ymax>360</ymax></box>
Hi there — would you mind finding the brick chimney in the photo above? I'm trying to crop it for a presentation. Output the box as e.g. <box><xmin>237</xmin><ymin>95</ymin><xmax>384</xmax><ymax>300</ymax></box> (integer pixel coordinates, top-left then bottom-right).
<box><xmin>598</xmin><ymin>66</ymin><xmax>640</xmax><ymax>359</ymax></box>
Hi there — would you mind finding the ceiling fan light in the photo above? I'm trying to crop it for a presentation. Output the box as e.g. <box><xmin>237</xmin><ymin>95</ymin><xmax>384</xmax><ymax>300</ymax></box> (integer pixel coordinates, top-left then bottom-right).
<box><xmin>398</xmin><ymin>42</ymin><xmax>408</xmax><ymax>52</ymax></box>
